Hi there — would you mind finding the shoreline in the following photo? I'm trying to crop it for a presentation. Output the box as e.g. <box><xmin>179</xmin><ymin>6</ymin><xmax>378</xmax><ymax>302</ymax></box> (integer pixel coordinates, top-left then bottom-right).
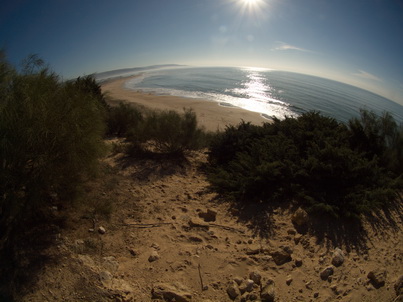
<box><xmin>101</xmin><ymin>76</ymin><xmax>266</xmax><ymax>132</ymax></box>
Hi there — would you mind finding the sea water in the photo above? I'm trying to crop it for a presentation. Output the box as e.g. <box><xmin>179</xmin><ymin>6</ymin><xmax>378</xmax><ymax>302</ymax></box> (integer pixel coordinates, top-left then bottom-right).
<box><xmin>120</xmin><ymin>66</ymin><xmax>403</xmax><ymax>124</ymax></box>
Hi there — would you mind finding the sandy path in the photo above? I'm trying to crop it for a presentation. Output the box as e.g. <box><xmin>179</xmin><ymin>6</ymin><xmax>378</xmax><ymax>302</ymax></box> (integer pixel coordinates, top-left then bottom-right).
<box><xmin>101</xmin><ymin>76</ymin><xmax>267</xmax><ymax>132</ymax></box>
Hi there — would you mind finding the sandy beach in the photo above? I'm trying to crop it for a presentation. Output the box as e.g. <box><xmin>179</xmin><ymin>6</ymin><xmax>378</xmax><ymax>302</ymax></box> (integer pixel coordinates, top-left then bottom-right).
<box><xmin>101</xmin><ymin>76</ymin><xmax>266</xmax><ymax>132</ymax></box>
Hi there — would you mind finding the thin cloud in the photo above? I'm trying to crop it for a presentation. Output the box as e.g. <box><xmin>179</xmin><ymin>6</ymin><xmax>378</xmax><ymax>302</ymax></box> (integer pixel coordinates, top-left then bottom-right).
<box><xmin>353</xmin><ymin>70</ymin><xmax>383</xmax><ymax>82</ymax></box>
<box><xmin>271</xmin><ymin>42</ymin><xmax>313</xmax><ymax>53</ymax></box>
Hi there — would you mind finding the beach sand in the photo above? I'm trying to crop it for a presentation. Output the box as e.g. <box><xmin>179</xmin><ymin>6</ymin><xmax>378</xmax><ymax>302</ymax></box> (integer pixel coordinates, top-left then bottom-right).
<box><xmin>101</xmin><ymin>76</ymin><xmax>266</xmax><ymax>132</ymax></box>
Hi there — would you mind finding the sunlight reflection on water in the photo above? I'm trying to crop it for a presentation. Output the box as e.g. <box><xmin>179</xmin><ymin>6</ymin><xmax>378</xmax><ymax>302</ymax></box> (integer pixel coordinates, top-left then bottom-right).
<box><xmin>226</xmin><ymin>68</ymin><xmax>296</xmax><ymax>118</ymax></box>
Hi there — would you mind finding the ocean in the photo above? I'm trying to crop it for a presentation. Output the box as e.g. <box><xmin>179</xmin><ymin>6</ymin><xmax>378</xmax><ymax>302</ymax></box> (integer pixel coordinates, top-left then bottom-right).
<box><xmin>104</xmin><ymin>66</ymin><xmax>403</xmax><ymax>124</ymax></box>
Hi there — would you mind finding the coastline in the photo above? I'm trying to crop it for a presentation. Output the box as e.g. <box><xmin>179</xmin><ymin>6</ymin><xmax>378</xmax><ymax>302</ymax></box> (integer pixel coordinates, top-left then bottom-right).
<box><xmin>101</xmin><ymin>76</ymin><xmax>266</xmax><ymax>132</ymax></box>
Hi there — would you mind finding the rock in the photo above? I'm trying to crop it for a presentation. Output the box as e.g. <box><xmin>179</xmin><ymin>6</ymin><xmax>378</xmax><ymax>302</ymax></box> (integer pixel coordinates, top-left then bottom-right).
<box><xmin>99</xmin><ymin>270</ymin><xmax>113</xmax><ymax>281</ymax></box>
<box><xmin>331</xmin><ymin>248</ymin><xmax>344</xmax><ymax>267</ymax></box>
<box><xmin>98</xmin><ymin>226</ymin><xmax>106</xmax><ymax>234</ymax></box>
<box><xmin>367</xmin><ymin>269</ymin><xmax>387</xmax><ymax>288</ymax></box>
<box><xmin>294</xmin><ymin>258</ymin><xmax>303</xmax><ymax>267</ymax></box>
<box><xmin>248</xmin><ymin>293</ymin><xmax>258</xmax><ymax>300</ymax></box>
<box><xmin>189</xmin><ymin>235</ymin><xmax>203</xmax><ymax>243</ymax></box>
<box><xmin>128</xmin><ymin>247</ymin><xmax>138</xmax><ymax>257</ymax></box>
<box><xmin>313</xmin><ymin>292</ymin><xmax>319</xmax><ymax>298</ymax></box>
<box><xmin>198</xmin><ymin>209</ymin><xmax>217</xmax><ymax>222</ymax></box>
<box><xmin>239</xmin><ymin>279</ymin><xmax>254</xmax><ymax>293</ymax></box>
<box><xmin>151</xmin><ymin>242</ymin><xmax>160</xmax><ymax>250</ymax></box>
<box><xmin>188</xmin><ymin>218</ymin><xmax>209</xmax><ymax>229</ymax></box>
<box><xmin>286</xmin><ymin>275</ymin><xmax>293</xmax><ymax>285</ymax></box>
<box><xmin>261</xmin><ymin>280</ymin><xmax>275</xmax><ymax>302</ymax></box>
<box><xmin>395</xmin><ymin>275</ymin><xmax>403</xmax><ymax>296</ymax></box>
<box><xmin>320</xmin><ymin>266</ymin><xmax>334</xmax><ymax>280</ymax></box>
<box><xmin>234</xmin><ymin>276</ymin><xmax>244</xmax><ymax>286</ymax></box>
<box><xmin>249</xmin><ymin>271</ymin><xmax>262</xmax><ymax>285</ymax></box>
<box><xmin>287</xmin><ymin>229</ymin><xmax>297</xmax><ymax>235</ymax></box>
<box><xmin>102</xmin><ymin>256</ymin><xmax>119</xmax><ymax>274</ymax></box>
<box><xmin>148</xmin><ymin>250</ymin><xmax>160</xmax><ymax>262</ymax></box>
<box><xmin>152</xmin><ymin>283</ymin><xmax>192</xmax><ymax>302</ymax></box>
<box><xmin>271</xmin><ymin>247</ymin><xmax>292</xmax><ymax>265</ymax></box>
<box><xmin>291</xmin><ymin>208</ymin><xmax>309</xmax><ymax>227</ymax></box>
<box><xmin>227</xmin><ymin>281</ymin><xmax>241</xmax><ymax>300</ymax></box>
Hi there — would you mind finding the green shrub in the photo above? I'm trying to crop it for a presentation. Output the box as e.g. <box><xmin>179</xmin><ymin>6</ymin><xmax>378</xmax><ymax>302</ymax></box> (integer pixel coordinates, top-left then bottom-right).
<box><xmin>127</xmin><ymin>108</ymin><xmax>209</xmax><ymax>156</ymax></box>
<box><xmin>0</xmin><ymin>55</ymin><xmax>106</xmax><ymax>253</ymax></box>
<box><xmin>107</xmin><ymin>102</ymin><xmax>143</xmax><ymax>137</ymax></box>
<box><xmin>207</xmin><ymin>112</ymin><xmax>401</xmax><ymax>218</ymax></box>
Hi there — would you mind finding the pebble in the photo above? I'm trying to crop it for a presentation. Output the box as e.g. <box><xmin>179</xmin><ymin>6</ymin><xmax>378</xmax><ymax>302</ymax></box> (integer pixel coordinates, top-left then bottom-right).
<box><xmin>331</xmin><ymin>247</ymin><xmax>344</xmax><ymax>267</ymax></box>
<box><xmin>148</xmin><ymin>250</ymin><xmax>160</xmax><ymax>262</ymax></box>
<box><xmin>320</xmin><ymin>266</ymin><xmax>334</xmax><ymax>281</ymax></box>
<box><xmin>98</xmin><ymin>226</ymin><xmax>106</xmax><ymax>234</ymax></box>
<box><xmin>249</xmin><ymin>271</ymin><xmax>262</xmax><ymax>285</ymax></box>
<box><xmin>367</xmin><ymin>269</ymin><xmax>387</xmax><ymax>288</ymax></box>
<box><xmin>227</xmin><ymin>281</ymin><xmax>241</xmax><ymax>300</ymax></box>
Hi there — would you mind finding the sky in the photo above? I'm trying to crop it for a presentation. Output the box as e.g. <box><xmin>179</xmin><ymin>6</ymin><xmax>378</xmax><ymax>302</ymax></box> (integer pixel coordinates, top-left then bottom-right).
<box><xmin>1</xmin><ymin>0</ymin><xmax>403</xmax><ymax>105</ymax></box>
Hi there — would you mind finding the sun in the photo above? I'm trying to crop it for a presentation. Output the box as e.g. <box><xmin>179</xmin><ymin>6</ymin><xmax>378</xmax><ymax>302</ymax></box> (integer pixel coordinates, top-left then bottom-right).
<box><xmin>236</xmin><ymin>0</ymin><xmax>267</xmax><ymax>14</ymax></box>
<box><xmin>243</xmin><ymin>0</ymin><xmax>259</xmax><ymax>4</ymax></box>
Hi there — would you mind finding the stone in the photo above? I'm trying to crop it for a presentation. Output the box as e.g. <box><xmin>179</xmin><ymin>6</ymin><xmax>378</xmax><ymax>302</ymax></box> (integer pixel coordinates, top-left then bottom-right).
<box><xmin>102</xmin><ymin>256</ymin><xmax>119</xmax><ymax>274</ymax></box>
<box><xmin>226</xmin><ymin>281</ymin><xmax>241</xmax><ymax>300</ymax></box>
<box><xmin>152</xmin><ymin>283</ymin><xmax>192</xmax><ymax>302</ymax></box>
<box><xmin>98</xmin><ymin>226</ymin><xmax>106</xmax><ymax>234</ymax></box>
<box><xmin>271</xmin><ymin>248</ymin><xmax>292</xmax><ymax>265</ymax></box>
<box><xmin>188</xmin><ymin>218</ymin><xmax>209</xmax><ymax>229</ymax></box>
<box><xmin>261</xmin><ymin>280</ymin><xmax>275</xmax><ymax>302</ymax></box>
<box><xmin>99</xmin><ymin>270</ymin><xmax>113</xmax><ymax>281</ymax></box>
<box><xmin>148</xmin><ymin>250</ymin><xmax>160</xmax><ymax>262</ymax></box>
<box><xmin>395</xmin><ymin>275</ymin><xmax>403</xmax><ymax>296</ymax></box>
<box><xmin>331</xmin><ymin>248</ymin><xmax>344</xmax><ymax>267</ymax></box>
<box><xmin>320</xmin><ymin>266</ymin><xmax>334</xmax><ymax>280</ymax></box>
<box><xmin>151</xmin><ymin>242</ymin><xmax>160</xmax><ymax>250</ymax></box>
<box><xmin>249</xmin><ymin>271</ymin><xmax>262</xmax><ymax>285</ymax></box>
<box><xmin>198</xmin><ymin>209</ymin><xmax>217</xmax><ymax>222</ymax></box>
<box><xmin>286</xmin><ymin>275</ymin><xmax>293</xmax><ymax>285</ymax></box>
<box><xmin>189</xmin><ymin>236</ymin><xmax>203</xmax><ymax>243</ymax></box>
<box><xmin>367</xmin><ymin>269</ymin><xmax>387</xmax><ymax>288</ymax></box>
<box><xmin>291</xmin><ymin>208</ymin><xmax>309</xmax><ymax>227</ymax></box>
<box><xmin>128</xmin><ymin>247</ymin><xmax>138</xmax><ymax>257</ymax></box>
<box><xmin>239</xmin><ymin>279</ymin><xmax>254</xmax><ymax>293</ymax></box>
<box><xmin>234</xmin><ymin>276</ymin><xmax>244</xmax><ymax>286</ymax></box>
<box><xmin>294</xmin><ymin>258</ymin><xmax>303</xmax><ymax>267</ymax></box>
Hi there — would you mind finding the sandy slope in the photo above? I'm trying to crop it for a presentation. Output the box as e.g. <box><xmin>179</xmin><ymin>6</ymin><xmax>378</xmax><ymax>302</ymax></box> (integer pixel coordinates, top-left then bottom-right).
<box><xmin>20</xmin><ymin>147</ymin><xmax>402</xmax><ymax>302</ymax></box>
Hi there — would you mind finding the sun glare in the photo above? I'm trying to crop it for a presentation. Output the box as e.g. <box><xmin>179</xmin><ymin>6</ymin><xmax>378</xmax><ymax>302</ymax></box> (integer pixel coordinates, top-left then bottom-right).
<box><xmin>234</xmin><ymin>0</ymin><xmax>269</xmax><ymax>20</ymax></box>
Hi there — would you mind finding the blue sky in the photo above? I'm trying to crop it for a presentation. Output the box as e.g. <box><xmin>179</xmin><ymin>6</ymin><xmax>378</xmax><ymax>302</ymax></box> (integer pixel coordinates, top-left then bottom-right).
<box><xmin>1</xmin><ymin>0</ymin><xmax>403</xmax><ymax>104</ymax></box>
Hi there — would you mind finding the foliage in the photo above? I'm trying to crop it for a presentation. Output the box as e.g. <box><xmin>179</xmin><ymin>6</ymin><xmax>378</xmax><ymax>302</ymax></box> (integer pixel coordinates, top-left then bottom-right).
<box><xmin>126</xmin><ymin>108</ymin><xmax>210</xmax><ymax>156</ymax></box>
<box><xmin>0</xmin><ymin>55</ymin><xmax>106</xmax><ymax>254</ymax></box>
<box><xmin>208</xmin><ymin>112</ymin><xmax>401</xmax><ymax>218</ymax></box>
<box><xmin>106</xmin><ymin>102</ymin><xmax>143</xmax><ymax>137</ymax></box>
<box><xmin>349</xmin><ymin>109</ymin><xmax>403</xmax><ymax>174</ymax></box>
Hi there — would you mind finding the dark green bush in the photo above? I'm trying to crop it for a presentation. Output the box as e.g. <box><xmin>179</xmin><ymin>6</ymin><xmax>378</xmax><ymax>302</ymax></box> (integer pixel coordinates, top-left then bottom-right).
<box><xmin>127</xmin><ymin>108</ymin><xmax>210</xmax><ymax>156</ymax></box>
<box><xmin>208</xmin><ymin>112</ymin><xmax>401</xmax><ymax>218</ymax></box>
<box><xmin>0</xmin><ymin>55</ymin><xmax>106</xmax><ymax>253</ymax></box>
<box><xmin>107</xmin><ymin>102</ymin><xmax>143</xmax><ymax>137</ymax></box>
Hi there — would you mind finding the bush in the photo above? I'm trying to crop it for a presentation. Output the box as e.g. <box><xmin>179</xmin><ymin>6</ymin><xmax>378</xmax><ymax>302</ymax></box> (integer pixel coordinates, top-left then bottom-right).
<box><xmin>107</xmin><ymin>102</ymin><xmax>143</xmax><ymax>137</ymax></box>
<box><xmin>0</xmin><ymin>55</ymin><xmax>106</xmax><ymax>254</ymax></box>
<box><xmin>208</xmin><ymin>112</ymin><xmax>401</xmax><ymax>218</ymax></box>
<box><xmin>127</xmin><ymin>108</ymin><xmax>210</xmax><ymax>156</ymax></box>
